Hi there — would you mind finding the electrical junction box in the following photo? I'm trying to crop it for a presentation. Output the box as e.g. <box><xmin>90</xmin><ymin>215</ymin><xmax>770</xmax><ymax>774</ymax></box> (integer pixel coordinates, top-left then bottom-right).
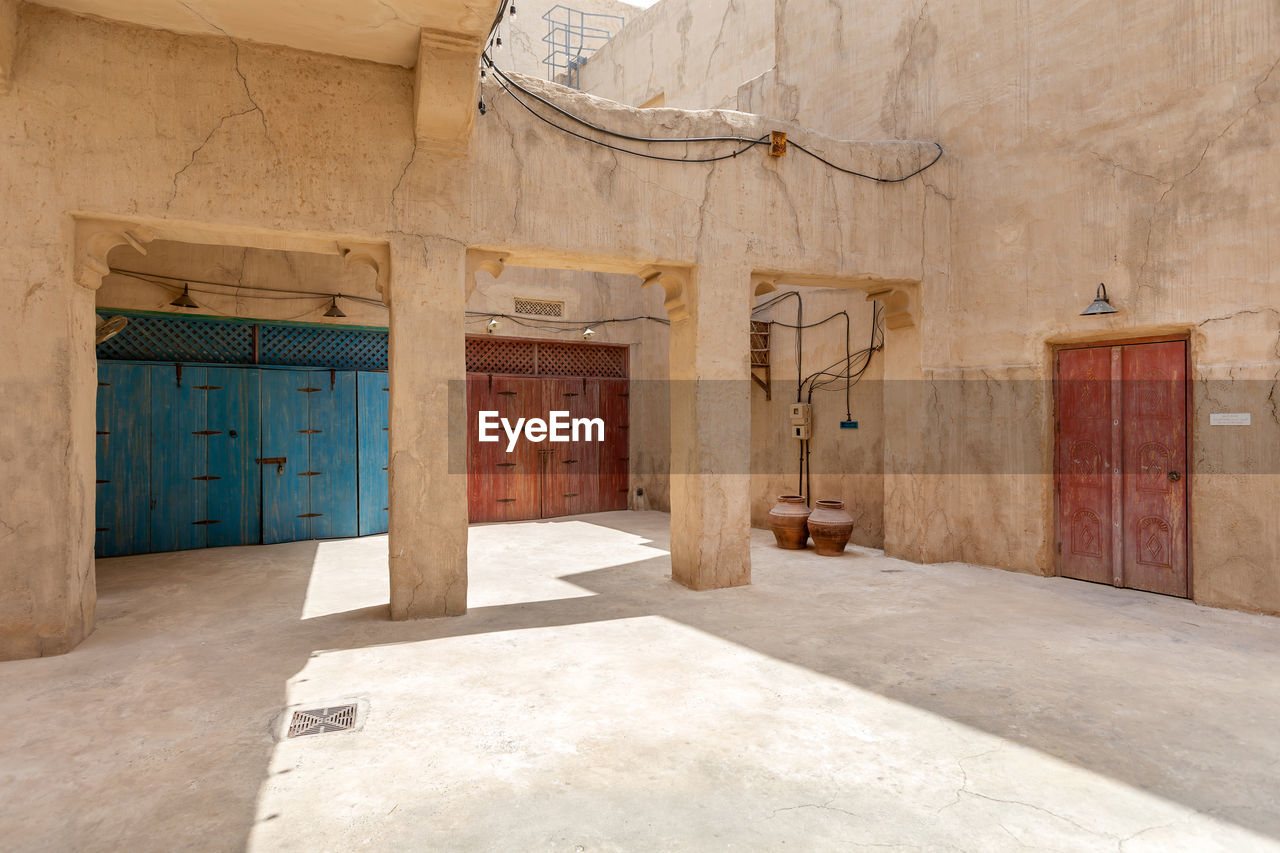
<box><xmin>792</xmin><ymin>422</ymin><xmax>811</xmax><ymax>440</ymax></box>
<box><xmin>840</xmin><ymin>420</ymin><xmax>858</xmax><ymax>429</ymax></box>
<box><xmin>789</xmin><ymin>403</ymin><xmax>812</xmax><ymax>424</ymax></box>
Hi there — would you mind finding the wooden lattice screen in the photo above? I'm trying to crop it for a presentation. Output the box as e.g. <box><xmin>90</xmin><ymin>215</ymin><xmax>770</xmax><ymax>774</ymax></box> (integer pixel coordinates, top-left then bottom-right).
<box><xmin>465</xmin><ymin>336</ymin><xmax>627</xmax><ymax>378</ymax></box>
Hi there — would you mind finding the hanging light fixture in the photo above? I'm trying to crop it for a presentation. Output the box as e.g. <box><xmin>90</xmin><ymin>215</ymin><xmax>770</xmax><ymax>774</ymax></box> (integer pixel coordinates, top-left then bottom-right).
<box><xmin>582</xmin><ymin>327</ymin><xmax>596</xmax><ymax>340</ymax></box>
<box><xmin>487</xmin><ymin>317</ymin><xmax>500</xmax><ymax>334</ymax></box>
<box><xmin>1080</xmin><ymin>282</ymin><xmax>1118</xmax><ymax>316</ymax></box>
<box><xmin>324</xmin><ymin>296</ymin><xmax>346</xmax><ymax>318</ymax></box>
<box><xmin>170</xmin><ymin>284</ymin><xmax>197</xmax><ymax>308</ymax></box>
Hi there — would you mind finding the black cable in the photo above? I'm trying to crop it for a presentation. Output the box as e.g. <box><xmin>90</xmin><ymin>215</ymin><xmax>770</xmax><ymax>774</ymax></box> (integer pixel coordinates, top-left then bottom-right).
<box><xmin>482</xmin><ymin>54</ymin><xmax>944</xmax><ymax>181</ymax></box>
<box><xmin>490</xmin><ymin>69</ymin><xmax>768</xmax><ymax>164</ymax></box>
<box><xmin>109</xmin><ymin>269</ymin><xmax>388</xmax><ymax>308</ymax></box>
<box><xmin>486</xmin><ymin>56</ymin><xmax>768</xmax><ymax>146</ymax></box>
<box><xmin>789</xmin><ymin>140</ymin><xmax>945</xmax><ymax>183</ymax></box>
<box><xmin>751</xmin><ymin>290</ymin><xmax>803</xmax><ymax>401</ymax></box>
<box><xmin>465</xmin><ymin>311</ymin><xmax>668</xmax><ymax>326</ymax></box>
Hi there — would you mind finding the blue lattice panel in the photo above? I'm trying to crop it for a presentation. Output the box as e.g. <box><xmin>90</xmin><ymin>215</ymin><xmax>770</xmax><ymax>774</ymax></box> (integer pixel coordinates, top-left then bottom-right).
<box><xmin>97</xmin><ymin>314</ymin><xmax>254</xmax><ymax>364</ymax></box>
<box><xmin>259</xmin><ymin>325</ymin><xmax>388</xmax><ymax>370</ymax></box>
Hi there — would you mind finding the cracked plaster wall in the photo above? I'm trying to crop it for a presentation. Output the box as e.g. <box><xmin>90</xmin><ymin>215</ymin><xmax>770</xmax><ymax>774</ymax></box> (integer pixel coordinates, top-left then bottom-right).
<box><xmin>576</xmin><ymin>0</ymin><xmax>776</xmax><ymax>109</ymax></box>
<box><xmin>0</xmin><ymin>5</ymin><xmax>927</xmax><ymax>656</ymax></box>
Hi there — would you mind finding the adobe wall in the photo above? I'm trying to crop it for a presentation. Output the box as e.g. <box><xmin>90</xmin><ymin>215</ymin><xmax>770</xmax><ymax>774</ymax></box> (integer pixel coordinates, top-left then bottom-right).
<box><xmin>0</xmin><ymin>5</ymin><xmax>929</xmax><ymax>657</ymax></box>
<box><xmin>756</xmin><ymin>0</ymin><xmax>1280</xmax><ymax>610</ymax></box>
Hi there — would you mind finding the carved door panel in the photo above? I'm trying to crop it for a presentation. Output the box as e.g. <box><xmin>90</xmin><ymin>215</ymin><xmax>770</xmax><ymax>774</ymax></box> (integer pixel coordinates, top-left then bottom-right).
<box><xmin>540</xmin><ymin>377</ymin><xmax>602</xmax><ymax>518</ymax></box>
<box><xmin>467</xmin><ymin>375</ymin><xmax>543</xmax><ymax>523</ymax></box>
<box><xmin>1121</xmin><ymin>341</ymin><xmax>1188</xmax><ymax>596</ymax></box>
<box><xmin>596</xmin><ymin>378</ymin><xmax>631</xmax><ymax>511</ymax></box>
<box><xmin>1056</xmin><ymin>346</ymin><xmax>1115</xmax><ymax>585</ymax></box>
<box><xmin>1055</xmin><ymin>341</ymin><xmax>1188</xmax><ymax>596</ymax></box>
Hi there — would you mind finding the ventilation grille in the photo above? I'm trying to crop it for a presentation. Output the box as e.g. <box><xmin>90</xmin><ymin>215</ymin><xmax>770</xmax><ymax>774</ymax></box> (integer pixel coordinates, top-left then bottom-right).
<box><xmin>259</xmin><ymin>325</ymin><xmax>387</xmax><ymax>370</ymax></box>
<box><xmin>97</xmin><ymin>314</ymin><xmax>254</xmax><ymax>363</ymax></box>
<box><xmin>538</xmin><ymin>341</ymin><xmax>626</xmax><ymax>377</ymax></box>
<box><xmin>96</xmin><ymin>312</ymin><xmax>388</xmax><ymax>371</ymax></box>
<box><xmin>514</xmin><ymin>298</ymin><xmax>565</xmax><ymax>317</ymax></box>
<box><xmin>467</xmin><ymin>336</ymin><xmax>537</xmax><ymax>375</ymax></box>
<box><xmin>466</xmin><ymin>337</ymin><xmax>626</xmax><ymax>378</ymax></box>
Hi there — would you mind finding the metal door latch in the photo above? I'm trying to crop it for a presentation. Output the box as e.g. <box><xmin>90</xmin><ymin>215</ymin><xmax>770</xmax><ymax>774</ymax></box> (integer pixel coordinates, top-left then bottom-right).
<box><xmin>256</xmin><ymin>457</ymin><xmax>287</xmax><ymax>474</ymax></box>
<box><xmin>1168</xmin><ymin>470</ymin><xmax>1181</xmax><ymax>481</ymax></box>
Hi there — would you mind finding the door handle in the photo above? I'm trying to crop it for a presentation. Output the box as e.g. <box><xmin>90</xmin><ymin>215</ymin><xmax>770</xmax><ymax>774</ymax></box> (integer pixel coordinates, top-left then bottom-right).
<box><xmin>256</xmin><ymin>456</ymin><xmax>287</xmax><ymax>474</ymax></box>
<box><xmin>1168</xmin><ymin>470</ymin><xmax>1181</xmax><ymax>482</ymax></box>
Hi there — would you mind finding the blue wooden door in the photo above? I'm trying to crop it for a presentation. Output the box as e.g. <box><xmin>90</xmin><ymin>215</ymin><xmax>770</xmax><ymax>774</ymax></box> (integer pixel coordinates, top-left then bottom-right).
<box><xmin>357</xmin><ymin>371</ymin><xmax>389</xmax><ymax>535</ymax></box>
<box><xmin>204</xmin><ymin>368</ymin><xmax>261</xmax><ymax>547</ymax></box>
<box><xmin>308</xmin><ymin>370</ymin><xmax>359</xmax><ymax>539</ymax></box>
<box><xmin>150</xmin><ymin>364</ymin><xmax>208</xmax><ymax>552</ymax></box>
<box><xmin>260</xmin><ymin>369</ymin><xmax>314</xmax><ymax>544</ymax></box>
<box><xmin>95</xmin><ymin>363</ymin><xmax>152</xmax><ymax>557</ymax></box>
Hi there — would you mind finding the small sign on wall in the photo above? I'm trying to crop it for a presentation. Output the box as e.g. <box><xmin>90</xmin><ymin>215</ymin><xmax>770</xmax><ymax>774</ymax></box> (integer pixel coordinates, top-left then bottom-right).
<box><xmin>1209</xmin><ymin>413</ymin><xmax>1252</xmax><ymax>426</ymax></box>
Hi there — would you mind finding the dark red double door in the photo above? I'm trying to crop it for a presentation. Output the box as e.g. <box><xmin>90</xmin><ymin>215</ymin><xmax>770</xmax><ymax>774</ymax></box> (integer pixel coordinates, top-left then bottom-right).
<box><xmin>1055</xmin><ymin>340</ymin><xmax>1189</xmax><ymax>597</ymax></box>
<box><xmin>466</xmin><ymin>374</ymin><xmax>629</xmax><ymax>522</ymax></box>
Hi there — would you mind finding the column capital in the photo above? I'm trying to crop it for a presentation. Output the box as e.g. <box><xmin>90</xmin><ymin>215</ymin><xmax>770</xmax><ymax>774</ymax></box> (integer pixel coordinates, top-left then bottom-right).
<box><xmin>866</xmin><ymin>283</ymin><xmax>918</xmax><ymax>329</ymax></box>
<box><xmin>639</xmin><ymin>265</ymin><xmax>691</xmax><ymax>323</ymax></box>
<box><xmin>339</xmin><ymin>241</ymin><xmax>391</xmax><ymax>305</ymax></box>
<box><xmin>71</xmin><ymin>215</ymin><xmax>156</xmax><ymax>290</ymax></box>
<box><xmin>465</xmin><ymin>249</ymin><xmax>506</xmax><ymax>300</ymax></box>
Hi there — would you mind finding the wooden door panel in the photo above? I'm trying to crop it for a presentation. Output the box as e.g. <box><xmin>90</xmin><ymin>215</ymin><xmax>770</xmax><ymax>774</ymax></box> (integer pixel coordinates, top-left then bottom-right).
<box><xmin>541</xmin><ymin>378</ymin><xmax>601</xmax><ymax>517</ymax></box>
<box><xmin>260</xmin><ymin>369</ymin><xmax>313</xmax><ymax>544</ymax></box>
<box><xmin>203</xmin><ymin>367</ymin><xmax>261</xmax><ymax>548</ymax></box>
<box><xmin>309</xmin><ymin>371</ymin><xmax>360</xmax><ymax>540</ymax></box>
<box><xmin>1056</xmin><ymin>347</ymin><xmax>1115</xmax><ymax>585</ymax></box>
<box><xmin>467</xmin><ymin>375</ymin><xmax>542</xmax><ymax>522</ymax></box>
<box><xmin>357</xmin><ymin>371</ymin><xmax>390</xmax><ymax>536</ymax></box>
<box><xmin>150</xmin><ymin>364</ymin><xmax>208</xmax><ymax>553</ymax></box>
<box><xmin>95</xmin><ymin>362</ymin><xmax>152</xmax><ymax>557</ymax></box>
<box><xmin>1121</xmin><ymin>341</ymin><xmax>1188</xmax><ymax>596</ymax></box>
<box><xmin>597</xmin><ymin>378</ymin><xmax>630</xmax><ymax>511</ymax></box>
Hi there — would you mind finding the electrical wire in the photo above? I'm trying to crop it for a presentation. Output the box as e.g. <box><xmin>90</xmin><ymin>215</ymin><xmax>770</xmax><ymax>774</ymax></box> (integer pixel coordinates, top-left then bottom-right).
<box><xmin>489</xmin><ymin>65</ymin><xmax>768</xmax><ymax>164</ymax></box>
<box><xmin>789</xmin><ymin>140</ymin><xmax>944</xmax><ymax>183</ymax></box>
<box><xmin>481</xmin><ymin>52</ymin><xmax>944</xmax><ymax>179</ymax></box>
<box><xmin>109</xmin><ymin>269</ymin><xmax>388</xmax><ymax>308</ymax></box>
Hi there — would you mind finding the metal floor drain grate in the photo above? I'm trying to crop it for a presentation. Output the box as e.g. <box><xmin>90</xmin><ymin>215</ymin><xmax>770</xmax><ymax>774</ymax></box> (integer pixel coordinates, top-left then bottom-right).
<box><xmin>287</xmin><ymin>705</ymin><xmax>357</xmax><ymax>738</ymax></box>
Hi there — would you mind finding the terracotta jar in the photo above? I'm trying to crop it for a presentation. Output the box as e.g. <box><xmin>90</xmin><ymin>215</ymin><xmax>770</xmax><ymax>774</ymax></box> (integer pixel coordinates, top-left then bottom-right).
<box><xmin>768</xmin><ymin>495</ymin><xmax>811</xmax><ymax>549</ymax></box>
<box><xmin>808</xmin><ymin>499</ymin><xmax>854</xmax><ymax>556</ymax></box>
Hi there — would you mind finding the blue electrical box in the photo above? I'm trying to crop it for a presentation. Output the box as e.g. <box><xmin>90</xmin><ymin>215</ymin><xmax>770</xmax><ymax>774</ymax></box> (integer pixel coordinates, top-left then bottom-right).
<box><xmin>840</xmin><ymin>420</ymin><xmax>858</xmax><ymax>429</ymax></box>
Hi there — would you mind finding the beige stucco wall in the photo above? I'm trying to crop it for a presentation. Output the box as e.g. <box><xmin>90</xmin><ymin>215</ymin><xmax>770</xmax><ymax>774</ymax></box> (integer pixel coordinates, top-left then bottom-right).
<box><xmin>576</xmin><ymin>0</ymin><xmax>775</xmax><ymax>109</ymax></box>
<box><xmin>747</xmin><ymin>0</ymin><xmax>1280</xmax><ymax>610</ymax></box>
<box><xmin>749</xmin><ymin>285</ymin><xmax>885</xmax><ymax>546</ymax></box>
<box><xmin>1</xmin><ymin>4</ymin><xmax>929</xmax><ymax>657</ymax></box>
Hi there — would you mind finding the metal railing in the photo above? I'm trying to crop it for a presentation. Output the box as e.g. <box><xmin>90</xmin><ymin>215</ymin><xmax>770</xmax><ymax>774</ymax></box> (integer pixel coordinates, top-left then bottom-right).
<box><xmin>542</xmin><ymin>4</ymin><xmax>625</xmax><ymax>88</ymax></box>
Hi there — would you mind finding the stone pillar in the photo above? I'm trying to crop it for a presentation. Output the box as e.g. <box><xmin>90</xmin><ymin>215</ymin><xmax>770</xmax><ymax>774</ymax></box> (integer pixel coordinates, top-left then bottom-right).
<box><xmin>387</xmin><ymin>234</ymin><xmax>468</xmax><ymax>618</ymax></box>
<box><xmin>645</xmin><ymin>263</ymin><xmax>752</xmax><ymax>590</ymax></box>
<box><xmin>0</xmin><ymin>237</ymin><xmax>102</xmax><ymax>660</ymax></box>
<box><xmin>872</xmin><ymin>285</ymin><xmax>933</xmax><ymax>564</ymax></box>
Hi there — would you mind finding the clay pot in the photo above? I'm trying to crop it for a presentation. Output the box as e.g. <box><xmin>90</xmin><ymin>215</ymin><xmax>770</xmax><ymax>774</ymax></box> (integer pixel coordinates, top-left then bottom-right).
<box><xmin>768</xmin><ymin>495</ymin><xmax>811</xmax><ymax>549</ymax></box>
<box><xmin>808</xmin><ymin>499</ymin><xmax>854</xmax><ymax>556</ymax></box>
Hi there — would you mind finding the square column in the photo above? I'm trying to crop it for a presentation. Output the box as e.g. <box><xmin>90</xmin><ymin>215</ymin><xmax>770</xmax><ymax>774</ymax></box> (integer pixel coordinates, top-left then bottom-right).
<box><xmin>0</xmin><ymin>244</ymin><xmax>96</xmax><ymax>660</ymax></box>
<box><xmin>647</xmin><ymin>264</ymin><xmax>753</xmax><ymax>590</ymax></box>
<box><xmin>387</xmin><ymin>235</ymin><xmax>468</xmax><ymax>618</ymax></box>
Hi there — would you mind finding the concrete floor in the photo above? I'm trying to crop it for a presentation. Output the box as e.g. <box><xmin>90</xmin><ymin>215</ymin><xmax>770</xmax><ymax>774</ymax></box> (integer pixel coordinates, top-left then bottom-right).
<box><xmin>2</xmin><ymin>512</ymin><xmax>1279</xmax><ymax>851</ymax></box>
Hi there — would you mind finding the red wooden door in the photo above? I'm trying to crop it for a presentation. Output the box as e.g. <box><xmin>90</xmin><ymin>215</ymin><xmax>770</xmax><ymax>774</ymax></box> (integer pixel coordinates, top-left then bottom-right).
<box><xmin>467</xmin><ymin>375</ymin><xmax>543</xmax><ymax>522</ymax></box>
<box><xmin>597</xmin><ymin>378</ymin><xmax>630</xmax><ymax>511</ymax></box>
<box><xmin>1056</xmin><ymin>346</ymin><xmax>1115</xmax><ymax>585</ymax></box>
<box><xmin>1121</xmin><ymin>341</ymin><xmax>1188</xmax><ymax>595</ymax></box>
<box><xmin>1055</xmin><ymin>341</ymin><xmax>1188</xmax><ymax>596</ymax></box>
<box><xmin>540</xmin><ymin>377</ymin><xmax>602</xmax><ymax>518</ymax></box>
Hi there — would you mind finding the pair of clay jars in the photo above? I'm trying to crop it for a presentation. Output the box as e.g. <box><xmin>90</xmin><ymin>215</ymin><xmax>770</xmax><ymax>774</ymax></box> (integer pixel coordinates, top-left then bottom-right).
<box><xmin>767</xmin><ymin>495</ymin><xmax>854</xmax><ymax>556</ymax></box>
